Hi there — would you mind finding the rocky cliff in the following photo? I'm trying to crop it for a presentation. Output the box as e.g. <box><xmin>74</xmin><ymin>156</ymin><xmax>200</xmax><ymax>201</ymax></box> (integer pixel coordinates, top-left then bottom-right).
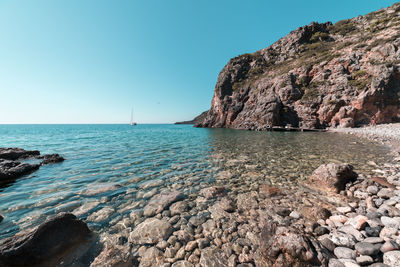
<box><xmin>196</xmin><ymin>3</ymin><xmax>400</xmax><ymax>130</ymax></box>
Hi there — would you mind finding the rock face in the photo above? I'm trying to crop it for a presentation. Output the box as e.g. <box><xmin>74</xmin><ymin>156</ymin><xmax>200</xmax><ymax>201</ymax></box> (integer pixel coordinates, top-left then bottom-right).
<box><xmin>309</xmin><ymin>163</ymin><xmax>358</xmax><ymax>193</ymax></box>
<box><xmin>175</xmin><ymin>111</ymin><xmax>208</xmax><ymax>125</ymax></box>
<box><xmin>195</xmin><ymin>4</ymin><xmax>400</xmax><ymax>130</ymax></box>
<box><xmin>0</xmin><ymin>213</ymin><xmax>93</xmax><ymax>267</ymax></box>
<box><xmin>0</xmin><ymin>147</ymin><xmax>65</xmax><ymax>183</ymax></box>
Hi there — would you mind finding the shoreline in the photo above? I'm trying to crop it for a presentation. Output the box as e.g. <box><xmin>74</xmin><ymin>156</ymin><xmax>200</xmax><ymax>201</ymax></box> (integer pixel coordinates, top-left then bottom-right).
<box><xmin>1</xmin><ymin>126</ymin><xmax>400</xmax><ymax>266</ymax></box>
<box><xmin>329</xmin><ymin>123</ymin><xmax>400</xmax><ymax>157</ymax></box>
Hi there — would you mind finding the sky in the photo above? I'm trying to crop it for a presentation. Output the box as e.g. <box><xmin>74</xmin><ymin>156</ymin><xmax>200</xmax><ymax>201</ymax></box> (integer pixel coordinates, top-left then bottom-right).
<box><xmin>0</xmin><ymin>0</ymin><xmax>398</xmax><ymax>124</ymax></box>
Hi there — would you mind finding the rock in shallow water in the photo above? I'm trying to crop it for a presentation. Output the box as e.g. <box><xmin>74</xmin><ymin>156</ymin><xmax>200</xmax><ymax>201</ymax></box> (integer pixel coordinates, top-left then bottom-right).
<box><xmin>0</xmin><ymin>213</ymin><xmax>94</xmax><ymax>267</ymax></box>
<box><xmin>143</xmin><ymin>191</ymin><xmax>185</xmax><ymax>217</ymax></box>
<box><xmin>308</xmin><ymin>163</ymin><xmax>357</xmax><ymax>193</ymax></box>
<box><xmin>199</xmin><ymin>247</ymin><xmax>228</xmax><ymax>267</ymax></box>
<box><xmin>129</xmin><ymin>218</ymin><xmax>172</xmax><ymax>245</ymax></box>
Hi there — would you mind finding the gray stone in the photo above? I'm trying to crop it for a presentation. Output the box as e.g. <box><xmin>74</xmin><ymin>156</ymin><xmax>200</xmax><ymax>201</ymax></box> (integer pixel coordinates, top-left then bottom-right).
<box><xmin>199</xmin><ymin>186</ymin><xmax>226</xmax><ymax>199</ymax></box>
<box><xmin>355</xmin><ymin>242</ymin><xmax>381</xmax><ymax>256</ymax></box>
<box><xmin>380</xmin><ymin>240</ymin><xmax>400</xmax><ymax>253</ymax></box>
<box><xmin>356</xmin><ymin>255</ymin><xmax>373</xmax><ymax>265</ymax></box>
<box><xmin>363</xmin><ymin>237</ymin><xmax>384</xmax><ymax>244</ymax></box>
<box><xmin>381</xmin><ymin>216</ymin><xmax>400</xmax><ymax>229</ymax></box>
<box><xmin>334</xmin><ymin>247</ymin><xmax>356</xmax><ymax>259</ymax></box>
<box><xmin>169</xmin><ymin>201</ymin><xmax>188</xmax><ymax>216</ymax></box>
<box><xmin>199</xmin><ymin>247</ymin><xmax>228</xmax><ymax>267</ymax></box>
<box><xmin>383</xmin><ymin>250</ymin><xmax>400</xmax><ymax>266</ymax></box>
<box><xmin>172</xmin><ymin>261</ymin><xmax>194</xmax><ymax>267</ymax></box>
<box><xmin>367</xmin><ymin>186</ymin><xmax>379</xmax><ymax>195</ymax></box>
<box><xmin>338</xmin><ymin>225</ymin><xmax>363</xmax><ymax>241</ymax></box>
<box><xmin>329</xmin><ymin>258</ymin><xmax>345</xmax><ymax>267</ymax></box>
<box><xmin>129</xmin><ymin>218</ymin><xmax>172</xmax><ymax>244</ymax></box>
<box><xmin>139</xmin><ymin>247</ymin><xmax>164</xmax><ymax>267</ymax></box>
<box><xmin>330</xmin><ymin>230</ymin><xmax>357</xmax><ymax>248</ymax></box>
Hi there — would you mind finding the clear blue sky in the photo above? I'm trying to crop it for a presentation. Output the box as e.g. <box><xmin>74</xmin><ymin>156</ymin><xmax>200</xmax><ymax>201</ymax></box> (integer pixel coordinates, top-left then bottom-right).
<box><xmin>0</xmin><ymin>0</ymin><xmax>398</xmax><ymax>124</ymax></box>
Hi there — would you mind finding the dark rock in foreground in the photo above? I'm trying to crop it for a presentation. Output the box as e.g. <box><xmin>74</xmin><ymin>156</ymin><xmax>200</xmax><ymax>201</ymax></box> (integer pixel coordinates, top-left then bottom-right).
<box><xmin>0</xmin><ymin>160</ymin><xmax>40</xmax><ymax>181</ymax></box>
<box><xmin>309</xmin><ymin>163</ymin><xmax>358</xmax><ymax>193</ymax></box>
<box><xmin>0</xmin><ymin>147</ymin><xmax>65</xmax><ymax>183</ymax></box>
<box><xmin>0</xmin><ymin>213</ymin><xmax>94</xmax><ymax>267</ymax></box>
<box><xmin>174</xmin><ymin>111</ymin><xmax>208</xmax><ymax>125</ymax></box>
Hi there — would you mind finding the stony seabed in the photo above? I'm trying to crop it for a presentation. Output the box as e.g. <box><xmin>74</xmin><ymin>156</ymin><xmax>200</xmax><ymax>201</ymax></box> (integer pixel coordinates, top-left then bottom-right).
<box><xmin>1</xmin><ymin>124</ymin><xmax>400</xmax><ymax>266</ymax></box>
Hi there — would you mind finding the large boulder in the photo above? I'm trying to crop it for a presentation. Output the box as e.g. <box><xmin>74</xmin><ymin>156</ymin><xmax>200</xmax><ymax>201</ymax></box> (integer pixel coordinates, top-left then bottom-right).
<box><xmin>308</xmin><ymin>163</ymin><xmax>357</xmax><ymax>193</ymax></box>
<box><xmin>0</xmin><ymin>213</ymin><xmax>94</xmax><ymax>267</ymax></box>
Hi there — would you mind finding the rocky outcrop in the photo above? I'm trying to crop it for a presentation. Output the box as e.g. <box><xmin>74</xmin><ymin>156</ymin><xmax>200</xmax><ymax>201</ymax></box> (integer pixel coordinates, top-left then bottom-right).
<box><xmin>196</xmin><ymin>3</ymin><xmax>400</xmax><ymax>130</ymax></box>
<box><xmin>308</xmin><ymin>163</ymin><xmax>358</xmax><ymax>193</ymax></box>
<box><xmin>175</xmin><ymin>111</ymin><xmax>208</xmax><ymax>125</ymax></box>
<box><xmin>0</xmin><ymin>147</ymin><xmax>65</xmax><ymax>184</ymax></box>
<box><xmin>0</xmin><ymin>213</ymin><xmax>94</xmax><ymax>267</ymax></box>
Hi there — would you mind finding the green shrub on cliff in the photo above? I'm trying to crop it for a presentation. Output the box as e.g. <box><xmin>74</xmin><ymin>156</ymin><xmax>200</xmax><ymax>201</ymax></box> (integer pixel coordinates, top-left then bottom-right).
<box><xmin>331</xmin><ymin>19</ymin><xmax>356</xmax><ymax>35</ymax></box>
<box><xmin>310</xmin><ymin>32</ymin><xmax>330</xmax><ymax>43</ymax></box>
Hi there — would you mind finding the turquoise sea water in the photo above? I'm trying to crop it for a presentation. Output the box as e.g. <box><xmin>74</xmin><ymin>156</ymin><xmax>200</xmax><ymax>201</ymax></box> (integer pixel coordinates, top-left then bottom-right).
<box><xmin>0</xmin><ymin>124</ymin><xmax>391</xmax><ymax>240</ymax></box>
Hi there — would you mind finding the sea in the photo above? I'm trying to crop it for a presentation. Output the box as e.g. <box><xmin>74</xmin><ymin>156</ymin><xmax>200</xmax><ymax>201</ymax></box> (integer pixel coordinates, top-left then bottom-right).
<box><xmin>0</xmin><ymin>124</ymin><xmax>391</xmax><ymax>240</ymax></box>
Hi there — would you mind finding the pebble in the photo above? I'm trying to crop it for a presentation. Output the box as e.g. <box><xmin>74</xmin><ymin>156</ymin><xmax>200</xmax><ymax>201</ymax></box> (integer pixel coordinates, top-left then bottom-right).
<box><xmin>380</xmin><ymin>240</ymin><xmax>400</xmax><ymax>253</ymax></box>
<box><xmin>329</xmin><ymin>258</ymin><xmax>345</xmax><ymax>267</ymax></box>
<box><xmin>355</xmin><ymin>242</ymin><xmax>381</xmax><ymax>256</ymax></box>
<box><xmin>383</xmin><ymin>250</ymin><xmax>400</xmax><ymax>266</ymax></box>
<box><xmin>364</xmin><ymin>237</ymin><xmax>384</xmax><ymax>244</ymax></box>
<box><xmin>381</xmin><ymin>216</ymin><xmax>400</xmax><ymax>229</ymax></box>
<box><xmin>289</xmin><ymin>211</ymin><xmax>300</xmax><ymax>219</ymax></box>
<box><xmin>337</xmin><ymin>206</ymin><xmax>353</xmax><ymax>213</ymax></box>
<box><xmin>367</xmin><ymin>186</ymin><xmax>379</xmax><ymax>195</ymax></box>
<box><xmin>334</xmin><ymin>247</ymin><xmax>356</xmax><ymax>259</ymax></box>
<box><xmin>346</xmin><ymin>215</ymin><xmax>368</xmax><ymax>230</ymax></box>
<box><xmin>356</xmin><ymin>255</ymin><xmax>373</xmax><ymax>265</ymax></box>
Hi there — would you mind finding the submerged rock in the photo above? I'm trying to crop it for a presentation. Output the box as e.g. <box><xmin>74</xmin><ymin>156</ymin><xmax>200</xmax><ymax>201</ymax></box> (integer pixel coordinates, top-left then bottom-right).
<box><xmin>143</xmin><ymin>191</ymin><xmax>185</xmax><ymax>217</ymax></box>
<box><xmin>0</xmin><ymin>213</ymin><xmax>94</xmax><ymax>267</ymax></box>
<box><xmin>129</xmin><ymin>218</ymin><xmax>172</xmax><ymax>245</ymax></box>
<box><xmin>199</xmin><ymin>247</ymin><xmax>228</xmax><ymax>267</ymax></box>
<box><xmin>309</xmin><ymin>163</ymin><xmax>358</xmax><ymax>193</ymax></box>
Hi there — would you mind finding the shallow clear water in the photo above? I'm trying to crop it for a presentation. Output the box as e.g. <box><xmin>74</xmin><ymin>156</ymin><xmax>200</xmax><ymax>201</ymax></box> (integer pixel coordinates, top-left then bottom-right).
<box><xmin>0</xmin><ymin>124</ymin><xmax>391</xmax><ymax>239</ymax></box>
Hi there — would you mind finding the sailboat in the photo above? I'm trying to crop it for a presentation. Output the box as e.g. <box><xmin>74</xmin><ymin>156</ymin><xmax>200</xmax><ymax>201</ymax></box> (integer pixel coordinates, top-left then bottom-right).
<box><xmin>130</xmin><ymin>108</ymin><xmax>137</xmax><ymax>126</ymax></box>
